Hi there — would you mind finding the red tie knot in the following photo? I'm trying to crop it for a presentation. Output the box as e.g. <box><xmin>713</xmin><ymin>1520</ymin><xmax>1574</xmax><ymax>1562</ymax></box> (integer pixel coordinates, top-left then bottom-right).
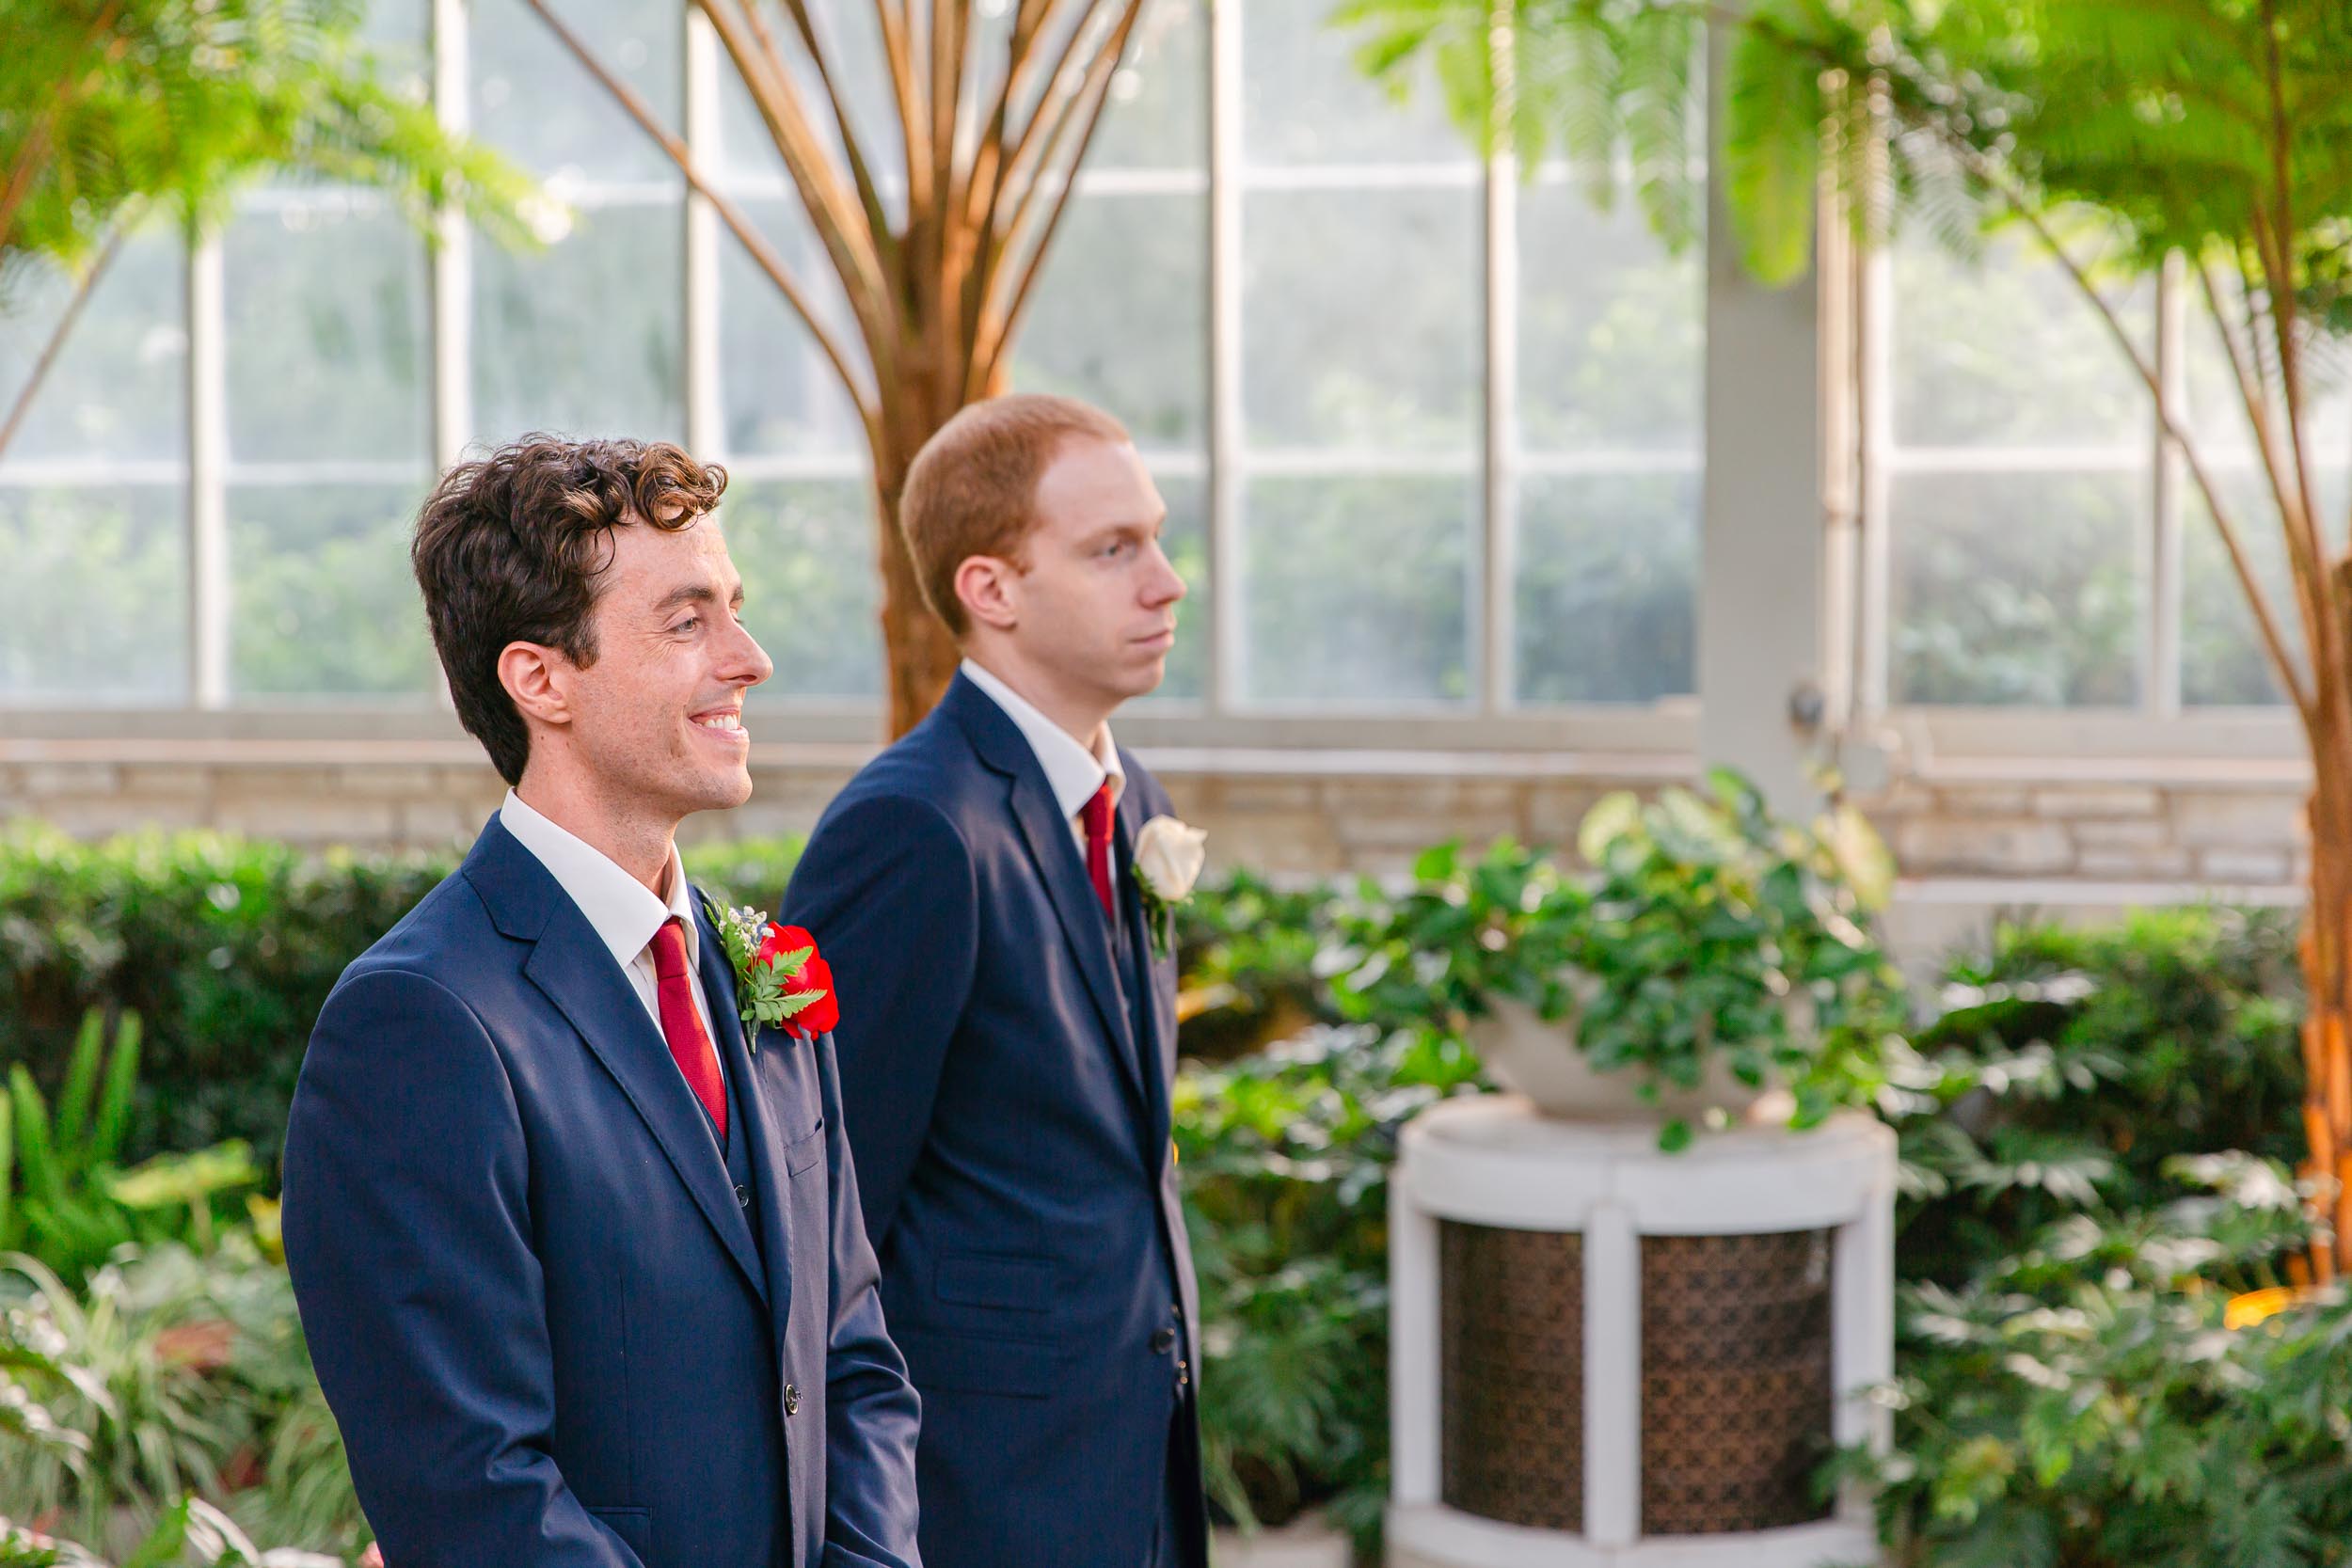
<box><xmin>650</xmin><ymin>915</ymin><xmax>691</xmax><ymax>982</ymax></box>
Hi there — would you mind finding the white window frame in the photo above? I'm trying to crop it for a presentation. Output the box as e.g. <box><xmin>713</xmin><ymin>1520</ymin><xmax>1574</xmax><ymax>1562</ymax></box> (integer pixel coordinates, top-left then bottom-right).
<box><xmin>20</xmin><ymin>0</ymin><xmax>2296</xmax><ymax>778</ymax></box>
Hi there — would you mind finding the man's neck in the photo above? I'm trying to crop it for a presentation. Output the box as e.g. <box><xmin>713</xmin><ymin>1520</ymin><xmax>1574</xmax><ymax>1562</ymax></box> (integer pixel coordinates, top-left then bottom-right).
<box><xmin>513</xmin><ymin>773</ymin><xmax>677</xmax><ymax>896</ymax></box>
<box><xmin>963</xmin><ymin>650</ymin><xmax>1110</xmax><ymax>756</ymax></box>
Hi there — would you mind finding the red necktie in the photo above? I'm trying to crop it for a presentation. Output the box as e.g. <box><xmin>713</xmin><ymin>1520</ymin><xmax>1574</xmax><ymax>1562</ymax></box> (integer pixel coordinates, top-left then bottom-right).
<box><xmin>1082</xmin><ymin>781</ymin><xmax>1116</xmax><ymax>922</ymax></box>
<box><xmin>649</xmin><ymin>917</ymin><xmax>727</xmax><ymax>1143</ymax></box>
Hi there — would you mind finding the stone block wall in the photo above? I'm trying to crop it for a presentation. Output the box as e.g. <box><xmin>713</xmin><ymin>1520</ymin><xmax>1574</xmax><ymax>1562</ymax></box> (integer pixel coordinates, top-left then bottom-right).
<box><xmin>0</xmin><ymin>742</ymin><xmax>2313</xmax><ymax>899</ymax></box>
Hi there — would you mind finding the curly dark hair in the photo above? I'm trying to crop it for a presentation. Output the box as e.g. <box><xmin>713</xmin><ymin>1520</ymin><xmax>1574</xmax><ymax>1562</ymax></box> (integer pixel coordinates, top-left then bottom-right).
<box><xmin>411</xmin><ymin>435</ymin><xmax>729</xmax><ymax>786</ymax></box>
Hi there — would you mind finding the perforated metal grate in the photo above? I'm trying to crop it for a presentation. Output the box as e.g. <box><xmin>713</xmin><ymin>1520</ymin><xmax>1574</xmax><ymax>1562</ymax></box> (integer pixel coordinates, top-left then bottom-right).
<box><xmin>1438</xmin><ymin>1221</ymin><xmax>1584</xmax><ymax>1530</ymax></box>
<box><xmin>1639</xmin><ymin>1228</ymin><xmax>1836</xmax><ymax>1534</ymax></box>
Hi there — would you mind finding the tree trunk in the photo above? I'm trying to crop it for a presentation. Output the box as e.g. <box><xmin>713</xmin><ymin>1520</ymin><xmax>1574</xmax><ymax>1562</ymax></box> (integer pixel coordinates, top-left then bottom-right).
<box><xmin>2301</xmin><ymin>783</ymin><xmax>2352</xmax><ymax>1282</ymax></box>
<box><xmin>868</xmin><ymin>354</ymin><xmax>1010</xmax><ymax>738</ymax></box>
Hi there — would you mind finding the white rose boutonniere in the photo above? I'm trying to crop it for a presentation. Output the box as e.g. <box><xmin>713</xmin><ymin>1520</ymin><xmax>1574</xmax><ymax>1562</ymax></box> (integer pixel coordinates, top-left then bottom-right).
<box><xmin>1131</xmin><ymin>816</ymin><xmax>1207</xmax><ymax>958</ymax></box>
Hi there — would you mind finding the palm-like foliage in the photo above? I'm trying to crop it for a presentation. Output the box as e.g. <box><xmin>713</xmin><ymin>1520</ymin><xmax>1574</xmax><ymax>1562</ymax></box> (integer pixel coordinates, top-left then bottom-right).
<box><xmin>0</xmin><ymin>0</ymin><xmax>532</xmax><ymax>458</ymax></box>
<box><xmin>1348</xmin><ymin>0</ymin><xmax>2352</xmax><ymax>1275</ymax></box>
<box><xmin>526</xmin><ymin>0</ymin><xmax>1166</xmax><ymax>735</ymax></box>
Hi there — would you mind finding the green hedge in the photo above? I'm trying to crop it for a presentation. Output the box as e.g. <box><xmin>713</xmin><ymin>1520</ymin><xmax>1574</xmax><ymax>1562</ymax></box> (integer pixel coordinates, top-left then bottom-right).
<box><xmin>0</xmin><ymin>823</ymin><xmax>804</xmax><ymax>1169</ymax></box>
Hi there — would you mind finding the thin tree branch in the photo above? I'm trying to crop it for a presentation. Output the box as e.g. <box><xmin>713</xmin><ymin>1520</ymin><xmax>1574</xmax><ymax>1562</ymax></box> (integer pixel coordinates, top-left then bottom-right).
<box><xmin>977</xmin><ymin>0</ymin><xmax>1148</xmax><ymax>393</ymax></box>
<box><xmin>2256</xmin><ymin>0</ymin><xmax>2339</xmax><ymax>713</ymax></box>
<box><xmin>1863</xmin><ymin>77</ymin><xmax>2322</xmax><ymax>724</ymax></box>
<box><xmin>695</xmin><ymin>0</ymin><xmax>897</xmax><ymax>352</ymax></box>
<box><xmin>930</xmin><ymin>0</ymin><xmax>967</xmax><ymax>198</ymax></box>
<box><xmin>2196</xmin><ymin>255</ymin><xmax>2328</xmax><ymax>672</ymax></box>
<box><xmin>1996</xmin><ymin>170</ymin><xmax>2314</xmax><ymax>720</ymax></box>
<box><xmin>517</xmin><ymin>0</ymin><xmax>880</xmax><ymax>434</ymax></box>
<box><xmin>986</xmin><ymin>0</ymin><xmax>1113</xmax><ymax>237</ymax></box>
<box><xmin>0</xmin><ymin>221</ymin><xmax>127</xmax><ymax>463</ymax></box>
<box><xmin>955</xmin><ymin>0</ymin><xmax>1063</xmax><ymax>224</ymax></box>
<box><xmin>872</xmin><ymin>0</ymin><xmax>930</xmax><ymax>214</ymax></box>
<box><xmin>956</xmin><ymin>0</ymin><xmax>1082</xmax><ymax>364</ymax></box>
<box><xmin>2232</xmin><ymin>191</ymin><xmax>2342</xmax><ymax>768</ymax></box>
<box><xmin>770</xmin><ymin>0</ymin><xmax>901</xmax><ymax>280</ymax></box>
<box><xmin>965</xmin><ymin>0</ymin><xmax>1124</xmax><ymax>372</ymax></box>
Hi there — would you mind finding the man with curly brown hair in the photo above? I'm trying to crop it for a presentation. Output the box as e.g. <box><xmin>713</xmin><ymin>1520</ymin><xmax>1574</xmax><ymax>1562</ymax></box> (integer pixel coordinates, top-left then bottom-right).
<box><xmin>281</xmin><ymin>435</ymin><xmax>923</xmax><ymax>1568</ymax></box>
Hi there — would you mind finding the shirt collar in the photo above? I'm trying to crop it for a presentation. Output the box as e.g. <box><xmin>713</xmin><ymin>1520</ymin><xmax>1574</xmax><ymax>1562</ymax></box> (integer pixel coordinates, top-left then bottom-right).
<box><xmin>500</xmin><ymin>788</ymin><xmax>696</xmax><ymax>974</ymax></box>
<box><xmin>960</xmin><ymin>657</ymin><xmax>1124</xmax><ymax>822</ymax></box>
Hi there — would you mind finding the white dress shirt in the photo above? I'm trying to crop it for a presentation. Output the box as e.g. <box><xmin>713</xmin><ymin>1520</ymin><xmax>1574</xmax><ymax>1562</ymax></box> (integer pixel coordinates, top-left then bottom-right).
<box><xmin>961</xmin><ymin>657</ymin><xmax>1126</xmax><ymax>909</ymax></box>
<box><xmin>500</xmin><ymin>788</ymin><xmax>724</xmax><ymax>1084</ymax></box>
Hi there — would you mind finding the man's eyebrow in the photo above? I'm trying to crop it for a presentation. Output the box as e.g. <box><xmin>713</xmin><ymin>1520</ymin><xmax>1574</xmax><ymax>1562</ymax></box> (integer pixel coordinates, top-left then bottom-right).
<box><xmin>652</xmin><ymin>581</ymin><xmax>738</xmax><ymax>614</ymax></box>
<box><xmin>653</xmin><ymin>584</ymin><xmax>714</xmax><ymax>612</ymax></box>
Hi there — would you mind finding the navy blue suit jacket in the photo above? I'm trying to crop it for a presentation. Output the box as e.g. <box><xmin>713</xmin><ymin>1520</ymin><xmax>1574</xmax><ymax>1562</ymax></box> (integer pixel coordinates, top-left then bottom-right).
<box><xmin>281</xmin><ymin>816</ymin><xmax>922</xmax><ymax>1568</ymax></box>
<box><xmin>782</xmin><ymin>673</ymin><xmax>1206</xmax><ymax>1568</ymax></box>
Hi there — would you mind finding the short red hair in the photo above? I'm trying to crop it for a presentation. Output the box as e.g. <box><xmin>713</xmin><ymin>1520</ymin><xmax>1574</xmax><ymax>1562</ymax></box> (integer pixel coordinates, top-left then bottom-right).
<box><xmin>898</xmin><ymin>393</ymin><xmax>1131</xmax><ymax>637</ymax></box>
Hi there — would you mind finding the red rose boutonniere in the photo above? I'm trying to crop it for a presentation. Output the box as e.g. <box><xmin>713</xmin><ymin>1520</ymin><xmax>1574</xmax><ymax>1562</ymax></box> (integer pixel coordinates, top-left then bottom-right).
<box><xmin>703</xmin><ymin>896</ymin><xmax>838</xmax><ymax>1053</ymax></box>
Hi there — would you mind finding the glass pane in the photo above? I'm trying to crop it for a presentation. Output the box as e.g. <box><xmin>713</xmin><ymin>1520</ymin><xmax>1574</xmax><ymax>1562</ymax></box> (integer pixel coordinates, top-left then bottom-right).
<box><xmin>723</xmin><ymin>479</ymin><xmax>881</xmax><ymax>699</ymax></box>
<box><xmin>472</xmin><ymin>199</ymin><xmax>685</xmax><ymax>444</ymax></box>
<box><xmin>1242</xmin><ymin>474</ymin><xmax>1471</xmax><ymax>705</ymax></box>
<box><xmin>1893</xmin><ymin>227</ymin><xmax>2151</xmax><ymax>449</ymax></box>
<box><xmin>230</xmin><ymin>484</ymin><xmax>435</xmax><ymax>698</ymax></box>
<box><xmin>1890</xmin><ymin>469</ymin><xmax>2143</xmax><ymax>706</ymax></box>
<box><xmin>0</xmin><ymin>226</ymin><xmax>186</xmax><ymax>465</ymax></box>
<box><xmin>1143</xmin><ymin>472</ymin><xmax>1206</xmax><ymax>703</ymax></box>
<box><xmin>718</xmin><ymin>199</ymin><xmax>866</xmax><ymax>459</ymax></box>
<box><xmin>2180</xmin><ymin>465</ymin><xmax>2340</xmax><ymax>708</ymax></box>
<box><xmin>1090</xmin><ymin>0</ymin><xmax>1207</xmax><ymax>170</ymax></box>
<box><xmin>1014</xmin><ymin>192</ymin><xmax>1206</xmax><ymax>450</ymax></box>
<box><xmin>225</xmin><ymin>201</ymin><xmax>429</xmax><ymax>463</ymax></box>
<box><xmin>359</xmin><ymin>0</ymin><xmax>429</xmax><ymax>54</ymax></box>
<box><xmin>1243</xmin><ymin>1</ymin><xmax>1468</xmax><ymax>166</ymax></box>
<box><xmin>0</xmin><ymin>484</ymin><xmax>187</xmax><ymax>702</ymax></box>
<box><xmin>1519</xmin><ymin>172</ymin><xmax>1702</xmax><ymax>452</ymax></box>
<box><xmin>1243</xmin><ymin>187</ymin><xmax>1479</xmax><ymax>452</ymax></box>
<box><xmin>472</xmin><ymin>0</ymin><xmax>683</xmax><ymax>185</ymax></box>
<box><xmin>1516</xmin><ymin>471</ymin><xmax>1697</xmax><ymax>703</ymax></box>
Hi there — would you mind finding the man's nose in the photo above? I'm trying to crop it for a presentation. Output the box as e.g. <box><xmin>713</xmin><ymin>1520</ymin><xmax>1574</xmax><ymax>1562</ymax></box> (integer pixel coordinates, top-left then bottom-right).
<box><xmin>1144</xmin><ymin>541</ymin><xmax>1186</xmax><ymax>606</ymax></box>
<box><xmin>724</xmin><ymin>620</ymin><xmax>773</xmax><ymax>688</ymax></box>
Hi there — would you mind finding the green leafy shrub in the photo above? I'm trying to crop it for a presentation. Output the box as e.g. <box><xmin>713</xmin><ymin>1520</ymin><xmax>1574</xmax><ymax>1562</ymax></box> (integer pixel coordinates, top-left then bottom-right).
<box><xmin>2</xmin><ymin>1495</ymin><xmax>338</xmax><ymax>1567</ymax></box>
<box><xmin>1895</xmin><ymin>906</ymin><xmax>2307</xmax><ymax>1288</ymax></box>
<box><xmin>0</xmin><ymin>825</ymin><xmax>802</xmax><ymax>1172</ymax></box>
<box><xmin>1832</xmin><ymin>1158</ymin><xmax>2352</xmax><ymax>1567</ymax></box>
<box><xmin>2</xmin><ymin>1011</ymin><xmax>260</xmax><ymax>1287</ymax></box>
<box><xmin>1177</xmin><ymin>1024</ymin><xmax>1484</xmax><ymax>1545</ymax></box>
<box><xmin>1172</xmin><ymin>870</ymin><xmax>1343</xmax><ymax>1064</ymax></box>
<box><xmin>1328</xmin><ymin>770</ymin><xmax>1906</xmax><ymax>1146</ymax></box>
<box><xmin>0</xmin><ymin>1240</ymin><xmax>361</xmax><ymax>1563</ymax></box>
<box><xmin>1840</xmin><ymin>905</ymin><xmax>2335</xmax><ymax>1565</ymax></box>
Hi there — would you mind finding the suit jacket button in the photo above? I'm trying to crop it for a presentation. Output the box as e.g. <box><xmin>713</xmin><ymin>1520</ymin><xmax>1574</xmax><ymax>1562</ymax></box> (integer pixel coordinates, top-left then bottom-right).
<box><xmin>734</xmin><ymin>1183</ymin><xmax>751</xmax><ymax>1209</ymax></box>
<box><xmin>785</xmin><ymin>1383</ymin><xmax>800</xmax><ymax>1416</ymax></box>
<box><xmin>1152</xmin><ymin>1327</ymin><xmax>1177</xmax><ymax>1354</ymax></box>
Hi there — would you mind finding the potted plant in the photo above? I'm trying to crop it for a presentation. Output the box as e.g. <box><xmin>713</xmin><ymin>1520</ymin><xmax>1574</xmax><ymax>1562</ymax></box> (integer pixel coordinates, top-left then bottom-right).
<box><xmin>1331</xmin><ymin>769</ymin><xmax>1903</xmax><ymax>1148</ymax></box>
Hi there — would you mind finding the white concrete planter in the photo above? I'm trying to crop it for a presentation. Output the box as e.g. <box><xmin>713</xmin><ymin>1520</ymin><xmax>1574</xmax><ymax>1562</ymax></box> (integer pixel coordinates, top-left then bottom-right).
<box><xmin>1466</xmin><ymin>998</ymin><xmax>1773</xmax><ymax>1124</ymax></box>
<box><xmin>1211</xmin><ymin>1520</ymin><xmax>1353</xmax><ymax>1568</ymax></box>
<box><xmin>1387</xmin><ymin>1096</ymin><xmax>1897</xmax><ymax>1568</ymax></box>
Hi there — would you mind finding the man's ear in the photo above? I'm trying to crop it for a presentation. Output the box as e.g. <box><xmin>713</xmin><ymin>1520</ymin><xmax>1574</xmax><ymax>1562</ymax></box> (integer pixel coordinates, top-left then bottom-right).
<box><xmin>498</xmin><ymin>641</ymin><xmax>576</xmax><ymax>730</ymax></box>
<box><xmin>954</xmin><ymin>555</ymin><xmax>1022</xmax><ymax>634</ymax></box>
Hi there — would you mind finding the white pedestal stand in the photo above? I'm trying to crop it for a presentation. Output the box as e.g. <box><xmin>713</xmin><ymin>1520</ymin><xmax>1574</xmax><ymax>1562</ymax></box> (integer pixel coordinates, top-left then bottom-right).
<box><xmin>1388</xmin><ymin>1096</ymin><xmax>1895</xmax><ymax>1568</ymax></box>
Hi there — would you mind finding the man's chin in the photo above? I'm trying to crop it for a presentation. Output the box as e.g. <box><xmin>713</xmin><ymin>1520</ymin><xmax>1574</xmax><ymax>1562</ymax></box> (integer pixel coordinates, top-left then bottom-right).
<box><xmin>1109</xmin><ymin>651</ymin><xmax>1170</xmax><ymax>702</ymax></box>
<box><xmin>674</xmin><ymin>768</ymin><xmax>755</xmax><ymax>817</ymax></box>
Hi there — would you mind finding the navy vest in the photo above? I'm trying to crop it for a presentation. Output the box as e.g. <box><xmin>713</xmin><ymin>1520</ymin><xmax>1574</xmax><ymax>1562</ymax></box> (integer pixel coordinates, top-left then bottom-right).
<box><xmin>693</xmin><ymin>979</ymin><xmax>763</xmax><ymax>1264</ymax></box>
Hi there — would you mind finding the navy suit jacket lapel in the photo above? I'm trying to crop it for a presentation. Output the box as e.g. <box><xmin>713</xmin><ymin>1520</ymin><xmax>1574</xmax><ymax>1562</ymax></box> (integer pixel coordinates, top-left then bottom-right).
<box><xmin>693</xmin><ymin>893</ymin><xmax>797</xmax><ymax>1346</ymax></box>
<box><xmin>466</xmin><ymin>819</ymin><xmax>768</xmax><ymax>1311</ymax></box>
<box><xmin>1116</xmin><ymin>779</ymin><xmax>1177</xmax><ymax>1151</ymax></box>
<box><xmin>944</xmin><ymin>674</ymin><xmax>1154</xmax><ymax>1131</ymax></box>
